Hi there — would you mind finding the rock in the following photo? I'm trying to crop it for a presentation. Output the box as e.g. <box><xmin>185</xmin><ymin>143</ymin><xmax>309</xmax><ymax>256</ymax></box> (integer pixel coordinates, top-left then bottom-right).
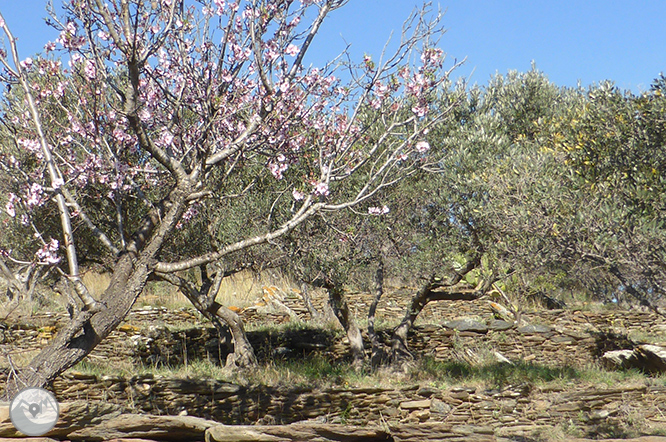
<box><xmin>493</xmin><ymin>351</ymin><xmax>513</xmax><ymax>364</ymax></box>
<box><xmin>0</xmin><ymin>438</ymin><xmax>59</xmax><ymax>442</ymax></box>
<box><xmin>516</xmin><ymin>324</ymin><xmax>553</xmax><ymax>334</ymax></box>
<box><xmin>399</xmin><ymin>399</ymin><xmax>431</xmax><ymax>410</ymax></box>
<box><xmin>602</xmin><ymin>345</ymin><xmax>666</xmax><ymax>373</ymax></box>
<box><xmin>444</xmin><ymin>319</ymin><xmax>488</xmax><ymax>333</ymax></box>
<box><xmin>206</xmin><ymin>423</ymin><xmax>391</xmax><ymax>442</ymax></box>
<box><xmin>390</xmin><ymin>423</ymin><xmax>495</xmax><ymax>442</ymax></box>
<box><xmin>488</xmin><ymin>319</ymin><xmax>513</xmax><ymax>331</ymax></box>
<box><xmin>601</xmin><ymin>349</ymin><xmax>636</xmax><ymax>369</ymax></box>
<box><xmin>67</xmin><ymin>414</ymin><xmax>218</xmax><ymax>441</ymax></box>
<box><xmin>430</xmin><ymin>398</ymin><xmax>452</xmax><ymax>415</ymax></box>
<box><xmin>635</xmin><ymin>344</ymin><xmax>666</xmax><ymax>372</ymax></box>
<box><xmin>0</xmin><ymin>400</ymin><xmax>124</xmax><ymax>438</ymax></box>
<box><xmin>488</xmin><ymin>301</ymin><xmax>514</xmax><ymax>322</ymax></box>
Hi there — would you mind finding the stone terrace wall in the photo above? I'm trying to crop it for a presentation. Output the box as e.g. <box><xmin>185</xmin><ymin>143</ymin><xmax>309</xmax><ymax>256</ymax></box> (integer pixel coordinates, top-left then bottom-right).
<box><xmin>3</xmin><ymin>294</ymin><xmax>666</xmax><ymax>372</ymax></box>
<box><xmin>0</xmin><ymin>371</ymin><xmax>657</xmax><ymax>438</ymax></box>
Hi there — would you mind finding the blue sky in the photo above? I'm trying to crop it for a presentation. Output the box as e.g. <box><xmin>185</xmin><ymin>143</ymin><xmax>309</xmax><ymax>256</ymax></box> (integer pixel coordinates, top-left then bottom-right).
<box><xmin>1</xmin><ymin>1</ymin><xmax>664</xmax><ymax>92</ymax></box>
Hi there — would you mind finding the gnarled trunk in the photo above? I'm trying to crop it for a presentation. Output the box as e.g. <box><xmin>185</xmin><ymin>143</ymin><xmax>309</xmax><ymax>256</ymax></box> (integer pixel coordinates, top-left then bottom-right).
<box><xmin>367</xmin><ymin>260</ymin><xmax>386</xmax><ymax>366</ymax></box>
<box><xmin>324</xmin><ymin>281</ymin><xmax>365</xmax><ymax>366</ymax></box>
<box><xmin>6</xmin><ymin>253</ymin><xmax>149</xmax><ymax>398</ymax></box>
<box><xmin>154</xmin><ymin>267</ymin><xmax>257</xmax><ymax>368</ymax></box>
<box><xmin>5</xmin><ymin>185</ymin><xmax>191</xmax><ymax>399</ymax></box>
<box><xmin>390</xmin><ymin>262</ymin><xmax>494</xmax><ymax>364</ymax></box>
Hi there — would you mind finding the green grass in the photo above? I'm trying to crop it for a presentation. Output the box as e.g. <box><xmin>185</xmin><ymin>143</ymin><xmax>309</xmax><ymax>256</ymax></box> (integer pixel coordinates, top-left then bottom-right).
<box><xmin>411</xmin><ymin>357</ymin><xmax>580</xmax><ymax>389</ymax></box>
<box><xmin>69</xmin><ymin>350</ymin><xmax>662</xmax><ymax>394</ymax></box>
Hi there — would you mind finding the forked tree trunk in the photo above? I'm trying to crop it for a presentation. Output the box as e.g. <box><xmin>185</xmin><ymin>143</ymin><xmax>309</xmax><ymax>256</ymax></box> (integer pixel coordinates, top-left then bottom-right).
<box><xmin>5</xmin><ymin>185</ymin><xmax>191</xmax><ymax>399</ymax></box>
<box><xmin>390</xmin><ymin>273</ymin><xmax>494</xmax><ymax>364</ymax></box>
<box><xmin>211</xmin><ymin>303</ymin><xmax>257</xmax><ymax>367</ymax></box>
<box><xmin>367</xmin><ymin>260</ymin><xmax>386</xmax><ymax>366</ymax></box>
<box><xmin>155</xmin><ymin>268</ymin><xmax>257</xmax><ymax>368</ymax></box>
<box><xmin>324</xmin><ymin>281</ymin><xmax>365</xmax><ymax>365</ymax></box>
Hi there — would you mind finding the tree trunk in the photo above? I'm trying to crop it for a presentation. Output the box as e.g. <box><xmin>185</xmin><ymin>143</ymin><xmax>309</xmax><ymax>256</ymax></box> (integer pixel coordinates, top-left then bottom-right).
<box><xmin>6</xmin><ymin>253</ymin><xmax>149</xmax><ymax>398</ymax></box>
<box><xmin>210</xmin><ymin>303</ymin><xmax>257</xmax><ymax>368</ymax></box>
<box><xmin>325</xmin><ymin>282</ymin><xmax>365</xmax><ymax>366</ymax></box>
<box><xmin>301</xmin><ymin>282</ymin><xmax>322</xmax><ymax>321</ymax></box>
<box><xmin>5</xmin><ymin>185</ymin><xmax>191</xmax><ymax>399</ymax></box>
<box><xmin>390</xmin><ymin>278</ymin><xmax>491</xmax><ymax>364</ymax></box>
<box><xmin>154</xmin><ymin>268</ymin><xmax>257</xmax><ymax>368</ymax></box>
<box><xmin>390</xmin><ymin>278</ymin><xmax>434</xmax><ymax>363</ymax></box>
<box><xmin>367</xmin><ymin>260</ymin><xmax>386</xmax><ymax>366</ymax></box>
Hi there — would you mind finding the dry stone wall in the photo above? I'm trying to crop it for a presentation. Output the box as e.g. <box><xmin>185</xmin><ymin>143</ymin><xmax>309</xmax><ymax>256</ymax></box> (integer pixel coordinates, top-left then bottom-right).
<box><xmin>3</xmin><ymin>290</ymin><xmax>666</xmax><ymax>439</ymax></box>
<box><xmin>1</xmin><ymin>370</ymin><xmax>664</xmax><ymax>439</ymax></box>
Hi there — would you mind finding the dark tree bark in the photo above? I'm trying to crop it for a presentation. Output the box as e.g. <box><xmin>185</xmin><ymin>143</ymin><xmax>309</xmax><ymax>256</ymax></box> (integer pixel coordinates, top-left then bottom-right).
<box><xmin>367</xmin><ymin>260</ymin><xmax>386</xmax><ymax>366</ymax></box>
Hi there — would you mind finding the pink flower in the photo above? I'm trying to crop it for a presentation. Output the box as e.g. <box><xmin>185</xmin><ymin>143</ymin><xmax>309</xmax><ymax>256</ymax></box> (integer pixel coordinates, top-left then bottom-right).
<box><xmin>412</xmin><ymin>104</ymin><xmax>428</xmax><ymax>117</ymax></box>
<box><xmin>313</xmin><ymin>182</ymin><xmax>329</xmax><ymax>197</ymax></box>
<box><xmin>36</xmin><ymin>238</ymin><xmax>61</xmax><ymax>264</ymax></box>
<box><xmin>285</xmin><ymin>44</ymin><xmax>299</xmax><ymax>57</ymax></box>
<box><xmin>20</xmin><ymin>58</ymin><xmax>33</xmax><ymax>70</ymax></box>
<box><xmin>269</xmin><ymin>162</ymin><xmax>288</xmax><ymax>180</ymax></box>
<box><xmin>26</xmin><ymin>183</ymin><xmax>45</xmax><ymax>208</ymax></box>
<box><xmin>84</xmin><ymin>59</ymin><xmax>96</xmax><ymax>80</ymax></box>
<box><xmin>292</xmin><ymin>189</ymin><xmax>305</xmax><ymax>201</ymax></box>
<box><xmin>5</xmin><ymin>193</ymin><xmax>18</xmax><ymax>217</ymax></box>
<box><xmin>415</xmin><ymin>141</ymin><xmax>430</xmax><ymax>153</ymax></box>
<box><xmin>368</xmin><ymin>205</ymin><xmax>390</xmax><ymax>216</ymax></box>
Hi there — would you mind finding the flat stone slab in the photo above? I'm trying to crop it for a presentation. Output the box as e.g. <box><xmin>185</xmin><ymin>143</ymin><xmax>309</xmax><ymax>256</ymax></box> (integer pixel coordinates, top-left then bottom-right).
<box><xmin>444</xmin><ymin>319</ymin><xmax>489</xmax><ymax>333</ymax></box>
<box><xmin>516</xmin><ymin>324</ymin><xmax>553</xmax><ymax>334</ymax></box>
<box><xmin>488</xmin><ymin>319</ymin><xmax>514</xmax><ymax>331</ymax></box>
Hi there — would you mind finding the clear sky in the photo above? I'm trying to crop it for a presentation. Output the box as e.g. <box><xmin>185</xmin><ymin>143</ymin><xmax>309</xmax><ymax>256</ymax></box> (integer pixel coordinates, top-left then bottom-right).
<box><xmin>1</xmin><ymin>1</ymin><xmax>664</xmax><ymax>93</ymax></box>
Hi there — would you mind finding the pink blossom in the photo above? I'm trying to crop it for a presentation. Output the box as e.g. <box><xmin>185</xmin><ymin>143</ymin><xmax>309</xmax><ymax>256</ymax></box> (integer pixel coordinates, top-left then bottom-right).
<box><xmin>36</xmin><ymin>238</ymin><xmax>61</xmax><ymax>264</ymax></box>
<box><xmin>176</xmin><ymin>204</ymin><xmax>199</xmax><ymax>229</ymax></box>
<box><xmin>292</xmin><ymin>189</ymin><xmax>305</xmax><ymax>201</ymax></box>
<box><xmin>84</xmin><ymin>59</ymin><xmax>96</xmax><ymax>80</ymax></box>
<box><xmin>138</xmin><ymin>108</ymin><xmax>152</xmax><ymax>122</ymax></box>
<box><xmin>20</xmin><ymin>58</ymin><xmax>33</xmax><ymax>70</ymax></box>
<box><xmin>156</xmin><ymin>128</ymin><xmax>174</xmax><ymax>147</ymax></box>
<box><xmin>18</xmin><ymin>138</ymin><xmax>42</xmax><ymax>156</ymax></box>
<box><xmin>285</xmin><ymin>44</ymin><xmax>299</xmax><ymax>57</ymax></box>
<box><xmin>420</xmin><ymin>47</ymin><xmax>444</xmax><ymax>67</ymax></box>
<box><xmin>44</xmin><ymin>42</ymin><xmax>56</xmax><ymax>52</ymax></box>
<box><xmin>412</xmin><ymin>104</ymin><xmax>428</xmax><ymax>117</ymax></box>
<box><xmin>368</xmin><ymin>205</ymin><xmax>390</xmax><ymax>216</ymax></box>
<box><xmin>313</xmin><ymin>182</ymin><xmax>329</xmax><ymax>197</ymax></box>
<box><xmin>415</xmin><ymin>141</ymin><xmax>430</xmax><ymax>153</ymax></box>
<box><xmin>5</xmin><ymin>193</ymin><xmax>18</xmax><ymax>217</ymax></box>
<box><xmin>26</xmin><ymin>183</ymin><xmax>45</xmax><ymax>208</ymax></box>
<box><xmin>97</xmin><ymin>31</ymin><xmax>110</xmax><ymax>41</ymax></box>
<box><xmin>269</xmin><ymin>162</ymin><xmax>288</xmax><ymax>180</ymax></box>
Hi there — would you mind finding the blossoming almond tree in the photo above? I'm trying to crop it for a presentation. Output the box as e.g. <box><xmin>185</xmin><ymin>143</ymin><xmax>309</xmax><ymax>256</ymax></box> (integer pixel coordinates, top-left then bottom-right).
<box><xmin>0</xmin><ymin>0</ymin><xmax>460</xmax><ymax>395</ymax></box>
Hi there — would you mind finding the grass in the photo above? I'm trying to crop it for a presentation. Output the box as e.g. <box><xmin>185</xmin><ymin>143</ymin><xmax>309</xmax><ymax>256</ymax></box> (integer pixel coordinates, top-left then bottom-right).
<box><xmin>67</xmin><ymin>348</ymin><xmax>665</xmax><ymax>395</ymax></box>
